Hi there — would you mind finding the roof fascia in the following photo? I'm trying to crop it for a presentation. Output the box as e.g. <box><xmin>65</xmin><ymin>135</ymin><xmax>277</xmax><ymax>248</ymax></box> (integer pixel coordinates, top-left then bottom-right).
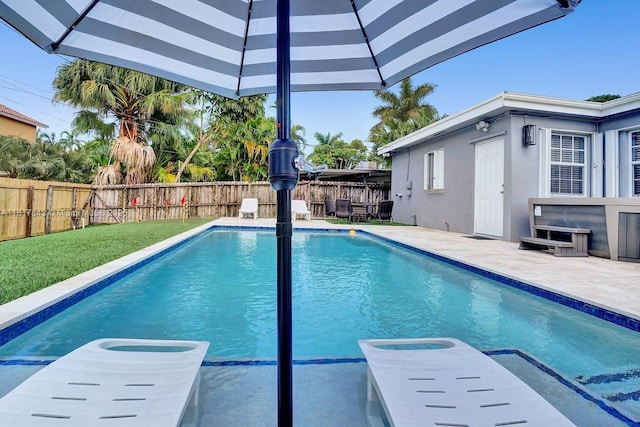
<box><xmin>0</xmin><ymin>110</ymin><xmax>48</xmax><ymax>128</ymax></box>
<box><xmin>378</xmin><ymin>93</ymin><xmax>506</xmax><ymax>154</ymax></box>
<box><xmin>378</xmin><ymin>91</ymin><xmax>640</xmax><ymax>155</ymax></box>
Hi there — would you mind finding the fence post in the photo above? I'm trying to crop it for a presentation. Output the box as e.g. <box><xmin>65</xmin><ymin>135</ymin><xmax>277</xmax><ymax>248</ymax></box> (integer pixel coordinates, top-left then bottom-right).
<box><xmin>187</xmin><ymin>185</ymin><xmax>192</xmax><ymax>219</ymax></box>
<box><xmin>71</xmin><ymin>187</ymin><xmax>78</xmax><ymax>229</ymax></box>
<box><xmin>72</xmin><ymin>187</ymin><xmax>78</xmax><ymax>212</ymax></box>
<box><xmin>153</xmin><ymin>185</ymin><xmax>159</xmax><ymax>220</ymax></box>
<box><xmin>25</xmin><ymin>185</ymin><xmax>34</xmax><ymax>238</ymax></box>
<box><xmin>123</xmin><ymin>187</ymin><xmax>129</xmax><ymax>223</ymax></box>
<box><xmin>45</xmin><ymin>186</ymin><xmax>54</xmax><ymax>234</ymax></box>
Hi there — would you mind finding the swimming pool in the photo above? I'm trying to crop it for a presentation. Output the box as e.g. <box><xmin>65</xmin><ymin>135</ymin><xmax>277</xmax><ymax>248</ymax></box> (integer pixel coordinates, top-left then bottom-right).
<box><xmin>1</xmin><ymin>228</ymin><xmax>639</xmax><ymax>423</ymax></box>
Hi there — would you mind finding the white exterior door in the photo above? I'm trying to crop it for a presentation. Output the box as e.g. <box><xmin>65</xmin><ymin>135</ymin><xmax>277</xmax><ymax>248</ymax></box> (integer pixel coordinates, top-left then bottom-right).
<box><xmin>474</xmin><ymin>138</ymin><xmax>504</xmax><ymax>237</ymax></box>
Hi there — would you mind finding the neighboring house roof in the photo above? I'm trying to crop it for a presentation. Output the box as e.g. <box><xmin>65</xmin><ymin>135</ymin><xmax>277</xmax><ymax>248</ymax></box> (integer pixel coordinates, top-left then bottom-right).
<box><xmin>300</xmin><ymin>168</ymin><xmax>390</xmax><ymax>182</ymax></box>
<box><xmin>0</xmin><ymin>104</ymin><xmax>48</xmax><ymax>128</ymax></box>
<box><xmin>378</xmin><ymin>91</ymin><xmax>640</xmax><ymax>155</ymax></box>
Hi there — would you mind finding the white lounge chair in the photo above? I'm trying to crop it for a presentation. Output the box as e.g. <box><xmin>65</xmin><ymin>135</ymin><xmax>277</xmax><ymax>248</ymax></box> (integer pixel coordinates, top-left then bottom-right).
<box><xmin>0</xmin><ymin>338</ymin><xmax>209</xmax><ymax>427</ymax></box>
<box><xmin>358</xmin><ymin>338</ymin><xmax>575</xmax><ymax>427</ymax></box>
<box><xmin>238</xmin><ymin>198</ymin><xmax>258</xmax><ymax>219</ymax></box>
<box><xmin>291</xmin><ymin>199</ymin><xmax>311</xmax><ymax>221</ymax></box>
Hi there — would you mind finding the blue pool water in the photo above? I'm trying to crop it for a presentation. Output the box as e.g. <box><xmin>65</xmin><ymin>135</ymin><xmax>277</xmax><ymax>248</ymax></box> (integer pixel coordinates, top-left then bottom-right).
<box><xmin>1</xmin><ymin>229</ymin><xmax>640</xmax><ymax>421</ymax></box>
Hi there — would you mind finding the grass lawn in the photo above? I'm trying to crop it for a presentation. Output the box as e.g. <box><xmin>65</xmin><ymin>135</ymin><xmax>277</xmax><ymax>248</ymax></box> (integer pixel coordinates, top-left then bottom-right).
<box><xmin>0</xmin><ymin>218</ymin><xmax>213</xmax><ymax>304</ymax></box>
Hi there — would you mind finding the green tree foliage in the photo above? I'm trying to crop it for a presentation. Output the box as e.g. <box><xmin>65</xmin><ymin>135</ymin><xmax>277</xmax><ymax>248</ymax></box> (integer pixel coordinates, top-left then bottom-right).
<box><xmin>291</xmin><ymin>124</ymin><xmax>307</xmax><ymax>156</ymax></box>
<box><xmin>369</xmin><ymin>77</ymin><xmax>442</xmax><ymax>164</ymax></box>
<box><xmin>49</xmin><ymin>61</ymin><xmax>305</xmax><ymax>184</ymax></box>
<box><xmin>186</xmin><ymin>92</ymin><xmax>273</xmax><ymax>182</ymax></box>
<box><xmin>586</xmin><ymin>94</ymin><xmax>621</xmax><ymax>103</ymax></box>
<box><xmin>53</xmin><ymin>59</ymin><xmax>190</xmax><ymax>184</ymax></box>
<box><xmin>0</xmin><ymin>135</ymin><xmax>94</xmax><ymax>183</ymax></box>
<box><xmin>308</xmin><ymin>132</ymin><xmax>368</xmax><ymax>169</ymax></box>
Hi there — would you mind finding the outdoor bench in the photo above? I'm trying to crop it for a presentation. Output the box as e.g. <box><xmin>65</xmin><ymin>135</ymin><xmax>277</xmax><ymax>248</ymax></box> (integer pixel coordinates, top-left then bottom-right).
<box><xmin>519</xmin><ymin>225</ymin><xmax>590</xmax><ymax>257</ymax></box>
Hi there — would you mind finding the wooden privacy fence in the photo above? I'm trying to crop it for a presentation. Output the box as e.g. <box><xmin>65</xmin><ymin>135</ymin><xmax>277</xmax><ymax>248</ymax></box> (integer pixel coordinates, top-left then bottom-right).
<box><xmin>0</xmin><ymin>178</ymin><xmax>92</xmax><ymax>241</ymax></box>
<box><xmin>91</xmin><ymin>180</ymin><xmax>390</xmax><ymax>224</ymax></box>
<box><xmin>0</xmin><ymin>178</ymin><xmax>390</xmax><ymax>239</ymax></box>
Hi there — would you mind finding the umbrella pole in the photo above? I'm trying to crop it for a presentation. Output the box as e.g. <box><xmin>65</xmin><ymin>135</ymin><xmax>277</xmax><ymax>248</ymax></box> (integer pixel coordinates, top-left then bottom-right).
<box><xmin>274</xmin><ymin>190</ymin><xmax>293</xmax><ymax>427</ymax></box>
<box><xmin>268</xmin><ymin>1</ymin><xmax>298</xmax><ymax>426</ymax></box>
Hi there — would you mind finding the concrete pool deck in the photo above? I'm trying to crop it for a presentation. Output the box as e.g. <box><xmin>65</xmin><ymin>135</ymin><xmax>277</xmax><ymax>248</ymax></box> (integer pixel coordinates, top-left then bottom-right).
<box><xmin>1</xmin><ymin>217</ymin><xmax>639</xmax><ymax>426</ymax></box>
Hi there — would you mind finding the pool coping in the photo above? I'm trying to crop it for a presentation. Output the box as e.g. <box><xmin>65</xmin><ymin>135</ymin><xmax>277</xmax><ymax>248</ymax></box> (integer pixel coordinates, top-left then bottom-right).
<box><xmin>1</xmin><ymin>219</ymin><xmax>639</xmax><ymax>346</ymax></box>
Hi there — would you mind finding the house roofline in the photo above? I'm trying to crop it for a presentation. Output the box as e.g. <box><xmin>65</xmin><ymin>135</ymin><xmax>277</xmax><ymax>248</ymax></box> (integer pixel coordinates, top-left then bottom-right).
<box><xmin>0</xmin><ymin>104</ymin><xmax>48</xmax><ymax>129</ymax></box>
<box><xmin>378</xmin><ymin>91</ymin><xmax>640</xmax><ymax>154</ymax></box>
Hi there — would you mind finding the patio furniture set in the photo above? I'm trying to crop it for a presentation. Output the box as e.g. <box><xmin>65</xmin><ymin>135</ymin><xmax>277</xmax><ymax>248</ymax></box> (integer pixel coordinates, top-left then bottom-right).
<box><xmin>325</xmin><ymin>199</ymin><xmax>394</xmax><ymax>223</ymax></box>
<box><xmin>238</xmin><ymin>198</ymin><xmax>393</xmax><ymax>223</ymax></box>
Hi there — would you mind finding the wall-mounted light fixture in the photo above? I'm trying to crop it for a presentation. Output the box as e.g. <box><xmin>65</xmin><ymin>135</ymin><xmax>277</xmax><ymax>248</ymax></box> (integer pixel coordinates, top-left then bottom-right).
<box><xmin>522</xmin><ymin>124</ymin><xmax>536</xmax><ymax>146</ymax></box>
<box><xmin>475</xmin><ymin>120</ymin><xmax>489</xmax><ymax>132</ymax></box>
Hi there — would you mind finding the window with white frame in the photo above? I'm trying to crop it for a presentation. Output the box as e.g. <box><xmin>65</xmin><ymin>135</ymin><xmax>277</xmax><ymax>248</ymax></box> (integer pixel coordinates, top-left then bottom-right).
<box><xmin>424</xmin><ymin>149</ymin><xmax>444</xmax><ymax>191</ymax></box>
<box><xmin>632</xmin><ymin>131</ymin><xmax>640</xmax><ymax>196</ymax></box>
<box><xmin>550</xmin><ymin>133</ymin><xmax>586</xmax><ymax>195</ymax></box>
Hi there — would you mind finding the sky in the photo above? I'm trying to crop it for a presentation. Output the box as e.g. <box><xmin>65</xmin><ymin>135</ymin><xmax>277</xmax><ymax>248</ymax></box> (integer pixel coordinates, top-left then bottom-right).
<box><xmin>1</xmin><ymin>1</ymin><xmax>639</xmax><ymax>150</ymax></box>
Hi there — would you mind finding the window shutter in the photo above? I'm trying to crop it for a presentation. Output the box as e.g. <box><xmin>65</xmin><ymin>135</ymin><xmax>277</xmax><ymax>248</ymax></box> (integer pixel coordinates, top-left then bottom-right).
<box><xmin>592</xmin><ymin>132</ymin><xmax>603</xmax><ymax>197</ymax></box>
<box><xmin>539</xmin><ymin>128</ymin><xmax>552</xmax><ymax>197</ymax></box>
<box><xmin>434</xmin><ymin>148</ymin><xmax>444</xmax><ymax>190</ymax></box>
<box><xmin>423</xmin><ymin>153</ymin><xmax>430</xmax><ymax>190</ymax></box>
<box><xmin>604</xmin><ymin>130</ymin><xmax>618</xmax><ymax>197</ymax></box>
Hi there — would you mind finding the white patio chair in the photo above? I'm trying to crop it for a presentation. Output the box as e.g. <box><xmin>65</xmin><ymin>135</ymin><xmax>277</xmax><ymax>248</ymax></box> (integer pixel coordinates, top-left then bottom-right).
<box><xmin>291</xmin><ymin>200</ymin><xmax>311</xmax><ymax>221</ymax></box>
<box><xmin>238</xmin><ymin>198</ymin><xmax>258</xmax><ymax>219</ymax></box>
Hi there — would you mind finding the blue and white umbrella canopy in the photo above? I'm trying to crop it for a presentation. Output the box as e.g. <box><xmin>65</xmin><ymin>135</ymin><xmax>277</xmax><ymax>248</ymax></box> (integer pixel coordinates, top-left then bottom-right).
<box><xmin>1</xmin><ymin>0</ymin><xmax>578</xmax><ymax>98</ymax></box>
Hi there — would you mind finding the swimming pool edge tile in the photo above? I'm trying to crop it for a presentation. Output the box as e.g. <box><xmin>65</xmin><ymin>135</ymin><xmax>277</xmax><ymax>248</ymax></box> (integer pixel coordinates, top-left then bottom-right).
<box><xmin>1</xmin><ymin>220</ymin><xmax>639</xmax><ymax>347</ymax></box>
<box><xmin>356</xmin><ymin>228</ymin><xmax>640</xmax><ymax>333</ymax></box>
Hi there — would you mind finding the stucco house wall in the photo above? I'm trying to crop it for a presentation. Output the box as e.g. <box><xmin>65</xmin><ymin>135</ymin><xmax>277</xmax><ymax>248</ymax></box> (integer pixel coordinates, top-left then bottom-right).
<box><xmin>380</xmin><ymin>92</ymin><xmax>640</xmax><ymax>243</ymax></box>
<box><xmin>0</xmin><ymin>115</ymin><xmax>37</xmax><ymax>142</ymax></box>
<box><xmin>507</xmin><ymin>116</ymin><xmax>597</xmax><ymax>241</ymax></box>
<box><xmin>0</xmin><ymin>104</ymin><xmax>48</xmax><ymax>142</ymax></box>
<box><xmin>390</xmin><ymin>126</ymin><xmax>475</xmax><ymax>232</ymax></box>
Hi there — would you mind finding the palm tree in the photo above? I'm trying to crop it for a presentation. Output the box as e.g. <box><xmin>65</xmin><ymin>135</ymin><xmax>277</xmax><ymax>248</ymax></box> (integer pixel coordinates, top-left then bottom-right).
<box><xmin>290</xmin><ymin>124</ymin><xmax>307</xmax><ymax>156</ymax></box>
<box><xmin>58</xmin><ymin>131</ymin><xmax>84</xmax><ymax>152</ymax></box>
<box><xmin>314</xmin><ymin>131</ymin><xmax>344</xmax><ymax>147</ymax></box>
<box><xmin>372</xmin><ymin>77</ymin><xmax>438</xmax><ymax>126</ymax></box>
<box><xmin>36</xmin><ymin>130</ymin><xmax>57</xmax><ymax>144</ymax></box>
<box><xmin>370</xmin><ymin>78</ymin><xmax>441</xmax><ymax>143</ymax></box>
<box><xmin>0</xmin><ymin>135</ymin><xmax>93</xmax><ymax>182</ymax></box>
<box><xmin>53</xmin><ymin>59</ymin><xmax>189</xmax><ymax>184</ymax></box>
<box><xmin>368</xmin><ymin>77</ymin><xmax>441</xmax><ymax>164</ymax></box>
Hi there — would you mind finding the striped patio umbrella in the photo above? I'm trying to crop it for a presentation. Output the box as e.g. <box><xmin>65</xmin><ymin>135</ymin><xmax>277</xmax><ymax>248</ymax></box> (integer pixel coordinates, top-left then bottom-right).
<box><xmin>0</xmin><ymin>1</ymin><xmax>579</xmax><ymax>98</ymax></box>
<box><xmin>0</xmin><ymin>1</ymin><xmax>581</xmax><ymax>425</ymax></box>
